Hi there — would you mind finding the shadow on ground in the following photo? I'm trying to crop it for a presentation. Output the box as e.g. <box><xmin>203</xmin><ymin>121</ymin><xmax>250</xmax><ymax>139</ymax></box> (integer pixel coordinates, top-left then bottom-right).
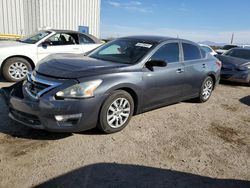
<box><xmin>35</xmin><ymin>163</ymin><xmax>250</xmax><ymax>188</ymax></box>
<box><xmin>240</xmin><ymin>95</ymin><xmax>250</xmax><ymax>106</ymax></box>
<box><xmin>220</xmin><ymin>80</ymin><xmax>249</xmax><ymax>87</ymax></box>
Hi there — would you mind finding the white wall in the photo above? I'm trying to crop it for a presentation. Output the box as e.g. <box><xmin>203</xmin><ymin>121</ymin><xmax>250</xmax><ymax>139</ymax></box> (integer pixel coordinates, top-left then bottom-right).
<box><xmin>0</xmin><ymin>0</ymin><xmax>101</xmax><ymax>37</ymax></box>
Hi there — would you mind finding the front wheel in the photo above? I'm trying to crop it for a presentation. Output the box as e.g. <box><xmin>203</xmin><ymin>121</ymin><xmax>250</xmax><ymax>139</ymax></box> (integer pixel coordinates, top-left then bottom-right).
<box><xmin>98</xmin><ymin>90</ymin><xmax>134</xmax><ymax>134</ymax></box>
<box><xmin>2</xmin><ymin>57</ymin><xmax>32</xmax><ymax>82</ymax></box>
<box><xmin>197</xmin><ymin>76</ymin><xmax>214</xmax><ymax>103</ymax></box>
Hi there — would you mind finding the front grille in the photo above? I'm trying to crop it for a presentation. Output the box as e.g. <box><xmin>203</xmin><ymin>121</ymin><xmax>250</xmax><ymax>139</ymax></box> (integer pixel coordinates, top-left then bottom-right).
<box><xmin>25</xmin><ymin>73</ymin><xmax>61</xmax><ymax>99</ymax></box>
<box><xmin>26</xmin><ymin>80</ymin><xmax>50</xmax><ymax>97</ymax></box>
<box><xmin>10</xmin><ymin>108</ymin><xmax>41</xmax><ymax>125</ymax></box>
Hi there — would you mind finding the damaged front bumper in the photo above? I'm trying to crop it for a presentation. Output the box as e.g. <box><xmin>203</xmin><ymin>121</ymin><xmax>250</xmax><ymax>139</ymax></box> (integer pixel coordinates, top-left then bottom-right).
<box><xmin>0</xmin><ymin>81</ymin><xmax>103</xmax><ymax>132</ymax></box>
<box><xmin>221</xmin><ymin>69</ymin><xmax>250</xmax><ymax>84</ymax></box>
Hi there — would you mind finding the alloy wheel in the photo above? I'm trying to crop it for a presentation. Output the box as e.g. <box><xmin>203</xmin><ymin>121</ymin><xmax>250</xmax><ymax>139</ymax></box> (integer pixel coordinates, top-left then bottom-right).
<box><xmin>202</xmin><ymin>79</ymin><xmax>213</xmax><ymax>100</ymax></box>
<box><xmin>107</xmin><ymin>98</ymin><xmax>131</xmax><ymax>128</ymax></box>
<box><xmin>8</xmin><ymin>62</ymin><xmax>29</xmax><ymax>80</ymax></box>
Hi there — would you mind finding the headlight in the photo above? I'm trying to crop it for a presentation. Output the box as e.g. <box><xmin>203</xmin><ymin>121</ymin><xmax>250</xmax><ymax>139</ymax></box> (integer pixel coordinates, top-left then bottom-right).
<box><xmin>56</xmin><ymin>80</ymin><xmax>102</xmax><ymax>98</ymax></box>
<box><xmin>238</xmin><ymin>63</ymin><xmax>250</xmax><ymax>70</ymax></box>
<box><xmin>246</xmin><ymin>64</ymin><xmax>250</xmax><ymax>69</ymax></box>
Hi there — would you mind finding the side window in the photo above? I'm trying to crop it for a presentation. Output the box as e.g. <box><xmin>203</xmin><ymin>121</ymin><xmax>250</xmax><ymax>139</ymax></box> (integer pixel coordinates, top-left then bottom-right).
<box><xmin>182</xmin><ymin>43</ymin><xmax>201</xmax><ymax>61</ymax></box>
<box><xmin>151</xmin><ymin>43</ymin><xmax>180</xmax><ymax>63</ymax></box>
<box><xmin>46</xmin><ymin>33</ymin><xmax>79</xmax><ymax>46</ymax></box>
<box><xmin>79</xmin><ymin>34</ymin><xmax>95</xmax><ymax>44</ymax></box>
<box><xmin>201</xmin><ymin>49</ymin><xmax>207</xmax><ymax>58</ymax></box>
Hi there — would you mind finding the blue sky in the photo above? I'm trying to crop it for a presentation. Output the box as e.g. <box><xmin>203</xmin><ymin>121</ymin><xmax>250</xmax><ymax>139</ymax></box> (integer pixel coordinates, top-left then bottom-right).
<box><xmin>101</xmin><ymin>0</ymin><xmax>250</xmax><ymax>44</ymax></box>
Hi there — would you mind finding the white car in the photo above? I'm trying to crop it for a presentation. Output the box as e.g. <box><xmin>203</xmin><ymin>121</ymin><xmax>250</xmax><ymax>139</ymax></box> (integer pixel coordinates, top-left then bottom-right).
<box><xmin>199</xmin><ymin>44</ymin><xmax>217</xmax><ymax>56</ymax></box>
<box><xmin>0</xmin><ymin>30</ymin><xmax>102</xmax><ymax>82</ymax></box>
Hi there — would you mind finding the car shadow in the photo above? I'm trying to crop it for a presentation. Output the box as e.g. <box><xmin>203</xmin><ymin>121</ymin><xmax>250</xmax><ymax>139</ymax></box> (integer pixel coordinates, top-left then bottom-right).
<box><xmin>34</xmin><ymin>163</ymin><xmax>250</xmax><ymax>188</ymax></box>
<box><xmin>239</xmin><ymin>95</ymin><xmax>250</xmax><ymax>106</ymax></box>
<box><xmin>0</xmin><ymin>96</ymin><xmax>72</xmax><ymax>140</ymax></box>
<box><xmin>78</xmin><ymin>128</ymin><xmax>105</xmax><ymax>135</ymax></box>
<box><xmin>220</xmin><ymin>80</ymin><xmax>249</xmax><ymax>87</ymax></box>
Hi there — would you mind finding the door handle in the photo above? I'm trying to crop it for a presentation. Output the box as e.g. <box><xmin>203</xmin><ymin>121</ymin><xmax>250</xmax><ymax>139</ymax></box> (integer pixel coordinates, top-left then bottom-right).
<box><xmin>202</xmin><ymin>64</ymin><xmax>207</xmax><ymax>68</ymax></box>
<box><xmin>176</xmin><ymin>68</ymin><xmax>184</xmax><ymax>73</ymax></box>
<box><xmin>73</xmin><ymin>48</ymin><xmax>80</xmax><ymax>50</ymax></box>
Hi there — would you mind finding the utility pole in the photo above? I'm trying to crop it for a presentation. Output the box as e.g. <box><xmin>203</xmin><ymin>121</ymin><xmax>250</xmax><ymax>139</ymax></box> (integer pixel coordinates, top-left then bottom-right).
<box><xmin>230</xmin><ymin>32</ymin><xmax>234</xmax><ymax>44</ymax></box>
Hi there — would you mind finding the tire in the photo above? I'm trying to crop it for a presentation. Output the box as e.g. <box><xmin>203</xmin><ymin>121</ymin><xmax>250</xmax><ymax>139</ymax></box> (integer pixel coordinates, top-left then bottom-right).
<box><xmin>197</xmin><ymin>76</ymin><xmax>214</xmax><ymax>103</ymax></box>
<box><xmin>98</xmin><ymin>90</ymin><xmax>134</xmax><ymax>134</ymax></box>
<box><xmin>2</xmin><ymin>57</ymin><xmax>32</xmax><ymax>82</ymax></box>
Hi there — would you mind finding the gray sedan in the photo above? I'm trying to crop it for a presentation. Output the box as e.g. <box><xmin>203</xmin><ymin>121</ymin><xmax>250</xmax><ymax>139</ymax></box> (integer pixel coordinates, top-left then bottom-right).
<box><xmin>1</xmin><ymin>36</ymin><xmax>221</xmax><ymax>133</ymax></box>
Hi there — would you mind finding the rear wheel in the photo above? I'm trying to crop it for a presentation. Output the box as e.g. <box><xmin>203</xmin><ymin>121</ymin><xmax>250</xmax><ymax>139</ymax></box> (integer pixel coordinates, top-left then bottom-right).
<box><xmin>98</xmin><ymin>90</ymin><xmax>134</xmax><ymax>134</ymax></box>
<box><xmin>2</xmin><ymin>57</ymin><xmax>32</xmax><ymax>82</ymax></box>
<box><xmin>197</xmin><ymin>76</ymin><xmax>214</xmax><ymax>103</ymax></box>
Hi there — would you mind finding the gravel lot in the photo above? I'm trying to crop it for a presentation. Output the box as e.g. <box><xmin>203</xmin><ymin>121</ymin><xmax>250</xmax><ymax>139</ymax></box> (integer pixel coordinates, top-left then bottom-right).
<box><xmin>0</xmin><ymin>78</ymin><xmax>249</xmax><ymax>188</ymax></box>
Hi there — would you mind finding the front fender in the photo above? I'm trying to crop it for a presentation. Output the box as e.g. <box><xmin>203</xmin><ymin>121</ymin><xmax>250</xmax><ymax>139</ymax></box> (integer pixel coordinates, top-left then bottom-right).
<box><xmin>0</xmin><ymin>81</ymin><xmax>23</xmax><ymax>106</ymax></box>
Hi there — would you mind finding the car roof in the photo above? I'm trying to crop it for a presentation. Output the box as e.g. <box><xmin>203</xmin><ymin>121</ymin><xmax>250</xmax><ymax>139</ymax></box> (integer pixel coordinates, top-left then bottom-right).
<box><xmin>231</xmin><ymin>47</ymin><xmax>250</xmax><ymax>51</ymax></box>
<box><xmin>119</xmin><ymin>35</ymin><xmax>196</xmax><ymax>44</ymax></box>
<box><xmin>223</xmin><ymin>44</ymin><xmax>238</xmax><ymax>46</ymax></box>
<box><xmin>47</xmin><ymin>29</ymin><xmax>81</xmax><ymax>33</ymax></box>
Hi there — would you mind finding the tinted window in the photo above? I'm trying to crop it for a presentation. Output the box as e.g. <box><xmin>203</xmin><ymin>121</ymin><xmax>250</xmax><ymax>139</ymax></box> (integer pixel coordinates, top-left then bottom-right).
<box><xmin>79</xmin><ymin>34</ymin><xmax>95</xmax><ymax>44</ymax></box>
<box><xmin>201</xmin><ymin>46</ymin><xmax>212</xmax><ymax>53</ymax></box>
<box><xmin>151</xmin><ymin>43</ymin><xmax>180</xmax><ymax>63</ymax></box>
<box><xmin>225</xmin><ymin>49</ymin><xmax>250</xmax><ymax>60</ymax></box>
<box><xmin>182</xmin><ymin>43</ymin><xmax>201</xmax><ymax>61</ymax></box>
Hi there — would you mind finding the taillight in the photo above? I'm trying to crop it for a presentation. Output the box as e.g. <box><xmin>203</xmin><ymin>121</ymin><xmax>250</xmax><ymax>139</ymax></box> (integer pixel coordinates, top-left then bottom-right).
<box><xmin>216</xmin><ymin>60</ymin><xmax>222</xmax><ymax>67</ymax></box>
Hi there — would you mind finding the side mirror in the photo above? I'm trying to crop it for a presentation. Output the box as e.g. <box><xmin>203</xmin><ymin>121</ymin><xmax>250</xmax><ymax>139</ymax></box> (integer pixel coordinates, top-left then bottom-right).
<box><xmin>41</xmin><ymin>41</ymin><xmax>50</xmax><ymax>48</ymax></box>
<box><xmin>145</xmin><ymin>59</ymin><xmax>167</xmax><ymax>71</ymax></box>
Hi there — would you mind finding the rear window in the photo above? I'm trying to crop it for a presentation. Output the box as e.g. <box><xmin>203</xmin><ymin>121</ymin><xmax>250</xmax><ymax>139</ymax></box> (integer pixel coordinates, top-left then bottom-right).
<box><xmin>201</xmin><ymin>46</ymin><xmax>212</xmax><ymax>53</ymax></box>
<box><xmin>79</xmin><ymin>34</ymin><xmax>95</xmax><ymax>44</ymax></box>
<box><xmin>225</xmin><ymin>49</ymin><xmax>250</xmax><ymax>60</ymax></box>
<box><xmin>182</xmin><ymin>43</ymin><xmax>201</xmax><ymax>61</ymax></box>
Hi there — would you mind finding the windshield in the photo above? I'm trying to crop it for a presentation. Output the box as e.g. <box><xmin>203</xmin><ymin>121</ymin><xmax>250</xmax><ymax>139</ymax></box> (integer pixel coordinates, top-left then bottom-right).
<box><xmin>225</xmin><ymin>49</ymin><xmax>250</xmax><ymax>60</ymax></box>
<box><xmin>222</xmin><ymin>45</ymin><xmax>238</xmax><ymax>50</ymax></box>
<box><xmin>19</xmin><ymin>31</ymin><xmax>51</xmax><ymax>44</ymax></box>
<box><xmin>88</xmin><ymin>39</ymin><xmax>156</xmax><ymax>64</ymax></box>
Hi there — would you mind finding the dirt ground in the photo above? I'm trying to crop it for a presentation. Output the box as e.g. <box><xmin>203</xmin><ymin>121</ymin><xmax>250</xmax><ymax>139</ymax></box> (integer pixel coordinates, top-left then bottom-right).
<box><xmin>0</xmin><ymin>78</ymin><xmax>249</xmax><ymax>188</ymax></box>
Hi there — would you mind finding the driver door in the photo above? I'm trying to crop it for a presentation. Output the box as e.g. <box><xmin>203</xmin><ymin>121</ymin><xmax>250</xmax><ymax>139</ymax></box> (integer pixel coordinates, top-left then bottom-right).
<box><xmin>37</xmin><ymin>33</ymin><xmax>82</xmax><ymax>61</ymax></box>
<box><xmin>142</xmin><ymin>42</ymin><xmax>186</xmax><ymax>110</ymax></box>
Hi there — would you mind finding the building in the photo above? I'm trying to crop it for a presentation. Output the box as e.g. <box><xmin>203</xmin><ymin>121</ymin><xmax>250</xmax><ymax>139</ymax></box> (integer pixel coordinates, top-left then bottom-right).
<box><xmin>0</xmin><ymin>0</ymin><xmax>101</xmax><ymax>37</ymax></box>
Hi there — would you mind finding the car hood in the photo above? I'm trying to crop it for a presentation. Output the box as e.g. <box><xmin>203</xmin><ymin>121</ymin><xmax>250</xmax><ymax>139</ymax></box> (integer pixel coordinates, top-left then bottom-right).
<box><xmin>0</xmin><ymin>40</ymin><xmax>31</xmax><ymax>48</ymax></box>
<box><xmin>35</xmin><ymin>53</ymin><xmax>131</xmax><ymax>79</ymax></box>
<box><xmin>217</xmin><ymin>55</ymin><xmax>249</xmax><ymax>68</ymax></box>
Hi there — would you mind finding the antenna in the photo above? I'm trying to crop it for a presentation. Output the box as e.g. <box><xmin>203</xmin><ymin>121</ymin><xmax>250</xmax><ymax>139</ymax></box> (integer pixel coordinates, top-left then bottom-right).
<box><xmin>230</xmin><ymin>32</ymin><xmax>234</xmax><ymax>44</ymax></box>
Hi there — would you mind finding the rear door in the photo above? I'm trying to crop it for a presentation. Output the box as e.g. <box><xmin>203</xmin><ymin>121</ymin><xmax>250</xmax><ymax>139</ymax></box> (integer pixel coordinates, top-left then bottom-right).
<box><xmin>181</xmin><ymin>42</ymin><xmax>207</xmax><ymax>97</ymax></box>
<box><xmin>79</xmin><ymin>34</ymin><xmax>101</xmax><ymax>53</ymax></box>
<box><xmin>142</xmin><ymin>42</ymin><xmax>186</xmax><ymax>109</ymax></box>
<box><xmin>37</xmin><ymin>32</ymin><xmax>82</xmax><ymax>61</ymax></box>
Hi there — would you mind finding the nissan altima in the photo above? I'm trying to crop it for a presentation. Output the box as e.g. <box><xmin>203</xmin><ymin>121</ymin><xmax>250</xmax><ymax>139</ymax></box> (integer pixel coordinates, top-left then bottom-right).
<box><xmin>1</xmin><ymin>36</ymin><xmax>221</xmax><ymax>133</ymax></box>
